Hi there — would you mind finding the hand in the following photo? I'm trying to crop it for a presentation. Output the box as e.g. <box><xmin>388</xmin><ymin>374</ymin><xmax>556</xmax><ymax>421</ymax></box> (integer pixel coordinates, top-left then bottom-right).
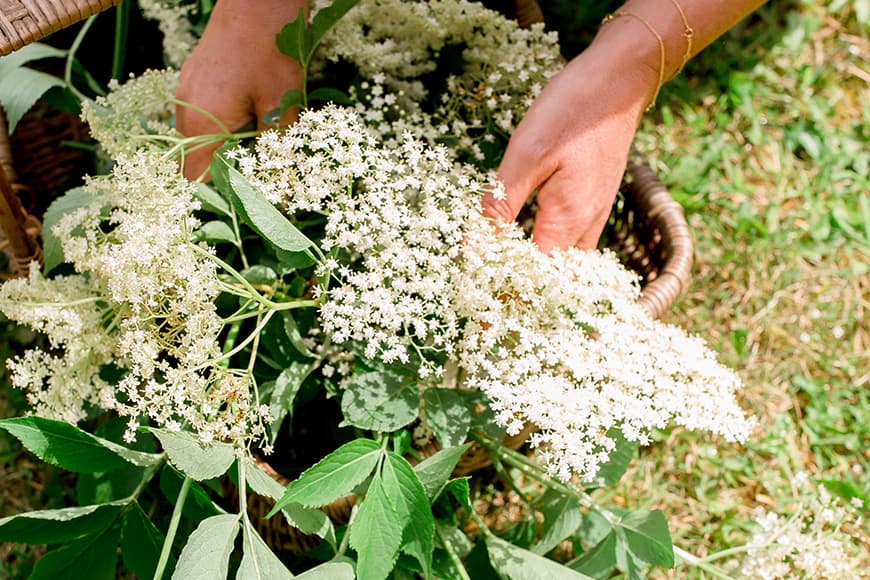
<box><xmin>175</xmin><ymin>0</ymin><xmax>305</xmax><ymax>180</ymax></box>
<box><xmin>483</xmin><ymin>35</ymin><xmax>656</xmax><ymax>253</ymax></box>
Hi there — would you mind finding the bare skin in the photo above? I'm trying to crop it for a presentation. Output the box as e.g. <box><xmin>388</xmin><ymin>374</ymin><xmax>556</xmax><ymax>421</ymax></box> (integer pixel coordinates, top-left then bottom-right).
<box><xmin>176</xmin><ymin>0</ymin><xmax>766</xmax><ymax>249</ymax></box>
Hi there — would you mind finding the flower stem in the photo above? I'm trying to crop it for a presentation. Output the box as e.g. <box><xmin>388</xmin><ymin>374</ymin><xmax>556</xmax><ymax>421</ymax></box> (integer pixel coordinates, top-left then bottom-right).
<box><xmin>153</xmin><ymin>476</ymin><xmax>192</xmax><ymax>580</ymax></box>
<box><xmin>673</xmin><ymin>546</ymin><xmax>737</xmax><ymax>579</ymax></box>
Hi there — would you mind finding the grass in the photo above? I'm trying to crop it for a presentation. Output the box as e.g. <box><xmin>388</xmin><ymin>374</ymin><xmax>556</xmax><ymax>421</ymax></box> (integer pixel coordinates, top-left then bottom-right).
<box><xmin>1</xmin><ymin>0</ymin><xmax>868</xmax><ymax>577</ymax></box>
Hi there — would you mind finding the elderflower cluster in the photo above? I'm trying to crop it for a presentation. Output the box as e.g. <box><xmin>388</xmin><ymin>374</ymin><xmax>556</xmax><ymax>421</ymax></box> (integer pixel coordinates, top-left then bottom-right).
<box><xmin>4</xmin><ymin>151</ymin><xmax>268</xmax><ymax>445</ymax></box>
<box><xmin>736</xmin><ymin>476</ymin><xmax>863</xmax><ymax>578</ymax></box>
<box><xmin>236</xmin><ymin>105</ymin><xmax>754</xmax><ymax>480</ymax></box>
<box><xmin>0</xmin><ymin>264</ymin><xmax>116</xmax><ymax>423</ymax></box>
<box><xmin>314</xmin><ymin>0</ymin><xmax>561</xmax><ymax>160</ymax></box>
<box><xmin>81</xmin><ymin>68</ymin><xmax>180</xmax><ymax>158</ymax></box>
<box><xmin>138</xmin><ymin>0</ymin><xmax>198</xmax><ymax>68</ymax></box>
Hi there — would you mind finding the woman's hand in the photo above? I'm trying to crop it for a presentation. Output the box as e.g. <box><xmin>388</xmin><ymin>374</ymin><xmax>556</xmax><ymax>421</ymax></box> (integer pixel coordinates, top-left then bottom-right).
<box><xmin>175</xmin><ymin>0</ymin><xmax>305</xmax><ymax>179</ymax></box>
<box><xmin>483</xmin><ymin>21</ymin><xmax>657</xmax><ymax>253</ymax></box>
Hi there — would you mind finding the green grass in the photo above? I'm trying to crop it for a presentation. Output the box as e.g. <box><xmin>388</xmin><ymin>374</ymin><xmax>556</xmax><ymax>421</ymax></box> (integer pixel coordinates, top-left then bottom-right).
<box><xmin>1</xmin><ymin>0</ymin><xmax>868</xmax><ymax>577</ymax></box>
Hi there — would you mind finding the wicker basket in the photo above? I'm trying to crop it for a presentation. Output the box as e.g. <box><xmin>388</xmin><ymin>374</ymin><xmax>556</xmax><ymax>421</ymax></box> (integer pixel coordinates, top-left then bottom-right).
<box><xmin>0</xmin><ymin>0</ymin><xmax>693</xmax><ymax>555</ymax></box>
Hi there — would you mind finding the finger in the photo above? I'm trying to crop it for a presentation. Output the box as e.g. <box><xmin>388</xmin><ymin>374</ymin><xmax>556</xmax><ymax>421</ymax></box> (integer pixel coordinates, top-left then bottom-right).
<box><xmin>483</xmin><ymin>129</ymin><xmax>557</xmax><ymax>224</ymax></box>
<box><xmin>531</xmin><ymin>171</ymin><xmax>615</xmax><ymax>253</ymax></box>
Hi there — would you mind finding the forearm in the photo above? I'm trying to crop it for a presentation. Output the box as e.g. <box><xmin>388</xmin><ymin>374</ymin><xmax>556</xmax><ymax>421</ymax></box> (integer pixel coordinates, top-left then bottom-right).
<box><xmin>587</xmin><ymin>0</ymin><xmax>768</xmax><ymax>110</ymax></box>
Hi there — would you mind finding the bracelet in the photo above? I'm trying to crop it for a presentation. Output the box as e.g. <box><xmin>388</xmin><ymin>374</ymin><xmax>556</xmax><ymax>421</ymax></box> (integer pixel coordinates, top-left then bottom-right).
<box><xmin>601</xmin><ymin>11</ymin><xmax>665</xmax><ymax>112</ymax></box>
<box><xmin>667</xmin><ymin>0</ymin><xmax>694</xmax><ymax>77</ymax></box>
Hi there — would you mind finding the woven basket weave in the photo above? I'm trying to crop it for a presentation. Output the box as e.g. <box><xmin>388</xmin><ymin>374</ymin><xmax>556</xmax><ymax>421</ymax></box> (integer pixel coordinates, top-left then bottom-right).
<box><xmin>0</xmin><ymin>0</ymin><xmax>694</xmax><ymax>554</ymax></box>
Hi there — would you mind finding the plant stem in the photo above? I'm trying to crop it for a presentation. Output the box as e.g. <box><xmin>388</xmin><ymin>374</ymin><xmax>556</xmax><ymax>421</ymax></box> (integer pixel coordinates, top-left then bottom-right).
<box><xmin>65</xmin><ymin>15</ymin><xmax>99</xmax><ymax>103</ymax></box>
<box><xmin>111</xmin><ymin>0</ymin><xmax>131</xmax><ymax>80</ymax></box>
<box><xmin>153</xmin><ymin>476</ymin><xmax>192</xmax><ymax>580</ymax></box>
<box><xmin>673</xmin><ymin>546</ymin><xmax>737</xmax><ymax>579</ymax></box>
<box><xmin>437</xmin><ymin>525</ymin><xmax>472</xmax><ymax>580</ymax></box>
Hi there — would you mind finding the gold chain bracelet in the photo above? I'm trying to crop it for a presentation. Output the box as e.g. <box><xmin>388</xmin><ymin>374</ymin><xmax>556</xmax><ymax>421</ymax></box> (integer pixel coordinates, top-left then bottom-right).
<box><xmin>601</xmin><ymin>11</ymin><xmax>665</xmax><ymax>111</ymax></box>
<box><xmin>667</xmin><ymin>0</ymin><xmax>694</xmax><ymax>77</ymax></box>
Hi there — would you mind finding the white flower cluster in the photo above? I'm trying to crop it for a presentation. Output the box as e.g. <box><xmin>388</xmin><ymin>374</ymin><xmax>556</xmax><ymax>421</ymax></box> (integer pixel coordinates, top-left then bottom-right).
<box><xmin>0</xmin><ymin>264</ymin><xmax>115</xmax><ymax>423</ymax></box>
<box><xmin>314</xmin><ymin>0</ymin><xmax>562</xmax><ymax>161</ymax></box>
<box><xmin>737</xmin><ymin>477</ymin><xmax>863</xmax><ymax>578</ymax></box>
<box><xmin>81</xmin><ymin>68</ymin><xmax>180</xmax><ymax>158</ymax></box>
<box><xmin>236</xmin><ymin>105</ymin><xmax>754</xmax><ymax>480</ymax></box>
<box><xmin>138</xmin><ymin>0</ymin><xmax>198</xmax><ymax>68</ymax></box>
<box><xmin>3</xmin><ymin>151</ymin><xmax>267</xmax><ymax>445</ymax></box>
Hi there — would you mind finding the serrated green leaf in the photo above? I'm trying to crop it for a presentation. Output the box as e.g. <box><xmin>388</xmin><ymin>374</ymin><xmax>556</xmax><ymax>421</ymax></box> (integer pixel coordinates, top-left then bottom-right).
<box><xmin>307</xmin><ymin>87</ymin><xmax>351</xmax><ymax>105</ymax></box>
<box><xmin>341</xmin><ymin>370</ymin><xmax>419</xmax><ymax>432</ymax></box>
<box><xmin>151</xmin><ymin>428</ymin><xmax>235</xmax><ymax>481</ymax></box>
<box><xmin>222</xmin><ymin>161</ymin><xmax>315</xmax><ymax>253</ymax></box>
<box><xmin>413</xmin><ymin>443</ymin><xmax>472</xmax><ymax>501</ymax></box>
<box><xmin>569</xmin><ymin>531</ymin><xmax>617</xmax><ymax>579</ymax></box>
<box><xmin>244</xmin><ymin>460</ymin><xmax>334</xmax><ymax>547</ymax></box>
<box><xmin>269</xmin><ymin>361</ymin><xmax>314</xmax><ymax>439</ymax></box>
<box><xmin>616</xmin><ymin>509</ymin><xmax>674</xmax><ymax>568</ymax></box>
<box><xmin>532</xmin><ymin>490</ymin><xmax>582</xmax><ymax>555</ymax></box>
<box><xmin>282</xmin><ymin>311</ymin><xmax>315</xmax><ymax>358</ymax></box>
<box><xmin>159</xmin><ymin>465</ymin><xmax>222</xmax><ymax>520</ymax></box>
<box><xmin>275</xmin><ymin>7</ymin><xmax>309</xmax><ymax>65</ymax></box>
<box><xmin>0</xmin><ymin>43</ymin><xmax>66</xmax><ymax>72</ymax></box>
<box><xmin>269</xmin><ymin>438</ymin><xmax>381</xmax><ymax>514</ymax></box>
<box><xmin>237</xmin><ymin>524</ymin><xmax>294</xmax><ymax>580</ymax></box>
<box><xmin>423</xmin><ymin>388</ymin><xmax>471</xmax><ymax>449</ymax></box>
<box><xmin>194</xmin><ymin>182</ymin><xmax>232</xmax><ymax>217</ymax></box>
<box><xmin>440</xmin><ymin>477</ymin><xmax>471</xmax><ymax>510</ymax></box>
<box><xmin>0</xmin><ymin>501</ymin><xmax>125</xmax><ymax>544</ymax></box>
<box><xmin>349</xmin><ymin>471</ymin><xmax>403</xmax><ymax>580</ymax></box>
<box><xmin>485</xmin><ymin>533</ymin><xmax>593</xmax><ymax>580</ymax></box>
<box><xmin>295</xmin><ymin>560</ymin><xmax>355</xmax><ymax>579</ymax></box>
<box><xmin>0</xmin><ymin>64</ymin><xmax>64</xmax><ymax>133</ymax></box>
<box><xmin>0</xmin><ymin>417</ymin><xmax>162</xmax><ymax>473</ymax></box>
<box><xmin>584</xmin><ymin>430</ymin><xmax>638</xmax><ymax>488</ymax></box>
<box><xmin>42</xmin><ymin>187</ymin><xmax>103</xmax><ymax>273</ymax></box>
<box><xmin>122</xmin><ymin>504</ymin><xmax>172</xmax><ymax>579</ymax></box>
<box><xmin>195</xmin><ymin>220</ymin><xmax>237</xmax><ymax>244</ymax></box>
<box><xmin>30</xmin><ymin>522</ymin><xmax>121</xmax><ymax>580</ymax></box>
<box><xmin>384</xmin><ymin>452</ymin><xmax>434</xmax><ymax>577</ymax></box>
<box><xmin>172</xmin><ymin>514</ymin><xmax>240</xmax><ymax>580</ymax></box>
<box><xmin>309</xmin><ymin>0</ymin><xmax>362</xmax><ymax>60</ymax></box>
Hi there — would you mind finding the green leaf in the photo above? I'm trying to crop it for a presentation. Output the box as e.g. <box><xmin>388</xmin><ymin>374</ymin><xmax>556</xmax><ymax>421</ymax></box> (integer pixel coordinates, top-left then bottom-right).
<box><xmin>532</xmin><ymin>490</ymin><xmax>582</xmax><ymax>555</ymax></box>
<box><xmin>413</xmin><ymin>443</ymin><xmax>472</xmax><ymax>501</ymax></box>
<box><xmin>819</xmin><ymin>479</ymin><xmax>869</xmax><ymax>511</ymax></box>
<box><xmin>269</xmin><ymin>362</ymin><xmax>314</xmax><ymax>438</ymax></box>
<box><xmin>0</xmin><ymin>501</ymin><xmax>125</xmax><ymax>544</ymax></box>
<box><xmin>244</xmin><ymin>460</ymin><xmax>334</xmax><ymax>546</ymax></box>
<box><xmin>159</xmin><ymin>465</ymin><xmax>222</xmax><ymax>520</ymax></box>
<box><xmin>309</xmin><ymin>0</ymin><xmax>362</xmax><ymax>59</ymax></box>
<box><xmin>195</xmin><ymin>220</ymin><xmax>237</xmax><ymax>244</ymax></box>
<box><xmin>295</xmin><ymin>561</ymin><xmax>355</xmax><ymax>579</ymax></box>
<box><xmin>278</xmin><ymin>89</ymin><xmax>304</xmax><ymax>116</ymax></box>
<box><xmin>423</xmin><ymin>388</ymin><xmax>471</xmax><ymax>449</ymax></box>
<box><xmin>341</xmin><ymin>370</ymin><xmax>419</xmax><ymax>432</ymax></box>
<box><xmin>275</xmin><ymin>7</ymin><xmax>310</xmax><ymax>65</ymax></box>
<box><xmin>0</xmin><ymin>417</ymin><xmax>162</xmax><ymax>473</ymax></box>
<box><xmin>269</xmin><ymin>438</ymin><xmax>381</xmax><ymax>513</ymax></box>
<box><xmin>237</xmin><ymin>524</ymin><xmax>294</xmax><ymax>580</ymax></box>
<box><xmin>222</xmin><ymin>161</ymin><xmax>315</xmax><ymax>253</ymax></box>
<box><xmin>241</xmin><ymin>264</ymin><xmax>278</xmax><ymax>287</ymax></box>
<box><xmin>436</xmin><ymin>522</ymin><xmax>474</xmax><ymax>558</ymax></box>
<box><xmin>42</xmin><ymin>187</ymin><xmax>103</xmax><ymax>273</ymax></box>
<box><xmin>0</xmin><ymin>67</ymin><xmax>65</xmax><ymax>133</ymax></box>
<box><xmin>461</xmin><ymin>391</ymin><xmax>507</xmax><ymax>443</ymax></box>
<box><xmin>30</xmin><ymin>522</ymin><xmax>121</xmax><ymax>580</ymax></box>
<box><xmin>172</xmin><ymin>514</ymin><xmax>240</xmax><ymax>580</ymax></box>
<box><xmin>440</xmin><ymin>478</ymin><xmax>471</xmax><ymax>510</ymax></box>
<box><xmin>383</xmin><ymin>452</ymin><xmax>434</xmax><ymax>577</ymax></box>
<box><xmin>194</xmin><ymin>182</ymin><xmax>232</xmax><ymax>217</ymax></box>
<box><xmin>77</xmin><ymin>465</ymin><xmax>150</xmax><ymax>505</ymax></box>
<box><xmin>0</xmin><ymin>42</ymin><xmax>66</xmax><ymax>72</ymax></box>
<box><xmin>349</xmin><ymin>470</ymin><xmax>403</xmax><ymax>580</ymax></box>
<box><xmin>151</xmin><ymin>428</ymin><xmax>235</xmax><ymax>481</ymax></box>
<box><xmin>121</xmin><ymin>504</ymin><xmax>172</xmax><ymax>579</ymax></box>
<box><xmin>277</xmin><ymin>248</ymin><xmax>317</xmax><ymax>273</ymax></box>
<box><xmin>282</xmin><ymin>311</ymin><xmax>315</xmax><ymax>358</ymax></box>
<box><xmin>569</xmin><ymin>532</ymin><xmax>618</xmax><ymax>579</ymax></box>
<box><xmin>485</xmin><ymin>533</ymin><xmax>593</xmax><ymax>580</ymax></box>
<box><xmin>615</xmin><ymin>510</ymin><xmax>674</xmax><ymax>568</ymax></box>
<box><xmin>584</xmin><ymin>430</ymin><xmax>638</xmax><ymax>488</ymax></box>
<box><xmin>307</xmin><ymin>87</ymin><xmax>351</xmax><ymax>105</ymax></box>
